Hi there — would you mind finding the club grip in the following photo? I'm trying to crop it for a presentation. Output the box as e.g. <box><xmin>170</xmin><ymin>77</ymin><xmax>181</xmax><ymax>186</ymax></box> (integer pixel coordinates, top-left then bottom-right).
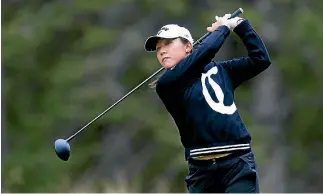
<box><xmin>193</xmin><ymin>8</ymin><xmax>244</xmax><ymax>47</ymax></box>
<box><xmin>230</xmin><ymin>8</ymin><xmax>244</xmax><ymax>19</ymax></box>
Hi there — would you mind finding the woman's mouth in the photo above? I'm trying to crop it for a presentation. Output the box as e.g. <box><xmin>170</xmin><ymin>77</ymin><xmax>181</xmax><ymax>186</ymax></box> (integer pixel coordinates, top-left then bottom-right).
<box><xmin>162</xmin><ymin>57</ymin><xmax>170</xmax><ymax>63</ymax></box>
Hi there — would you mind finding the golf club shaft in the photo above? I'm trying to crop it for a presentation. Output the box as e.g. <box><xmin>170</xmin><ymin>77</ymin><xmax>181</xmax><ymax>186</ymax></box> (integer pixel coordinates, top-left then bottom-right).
<box><xmin>66</xmin><ymin>8</ymin><xmax>243</xmax><ymax>142</ymax></box>
<box><xmin>66</xmin><ymin>67</ymin><xmax>164</xmax><ymax>142</ymax></box>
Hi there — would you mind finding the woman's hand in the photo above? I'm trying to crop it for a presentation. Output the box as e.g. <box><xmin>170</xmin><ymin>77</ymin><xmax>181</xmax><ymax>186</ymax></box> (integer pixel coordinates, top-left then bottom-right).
<box><xmin>206</xmin><ymin>17</ymin><xmax>225</xmax><ymax>32</ymax></box>
<box><xmin>207</xmin><ymin>14</ymin><xmax>244</xmax><ymax>32</ymax></box>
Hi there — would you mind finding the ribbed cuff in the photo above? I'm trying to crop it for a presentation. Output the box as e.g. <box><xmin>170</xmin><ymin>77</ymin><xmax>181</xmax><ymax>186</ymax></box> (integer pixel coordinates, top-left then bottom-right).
<box><xmin>215</xmin><ymin>25</ymin><xmax>230</xmax><ymax>36</ymax></box>
<box><xmin>233</xmin><ymin>20</ymin><xmax>253</xmax><ymax>38</ymax></box>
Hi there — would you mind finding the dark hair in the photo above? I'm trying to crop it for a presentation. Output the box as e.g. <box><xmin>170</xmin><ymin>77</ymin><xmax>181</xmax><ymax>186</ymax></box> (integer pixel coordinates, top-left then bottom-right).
<box><xmin>149</xmin><ymin>37</ymin><xmax>192</xmax><ymax>89</ymax></box>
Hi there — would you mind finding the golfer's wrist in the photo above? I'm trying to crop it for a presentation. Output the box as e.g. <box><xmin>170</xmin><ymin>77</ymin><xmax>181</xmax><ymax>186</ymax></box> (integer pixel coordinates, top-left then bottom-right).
<box><xmin>233</xmin><ymin>19</ymin><xmax>252</xmax><ymax>38</ymax></box>
<box><xmin>216</xmin><ymin>25</ymin><xmax>231</xmax><ymax>34</ymax></box>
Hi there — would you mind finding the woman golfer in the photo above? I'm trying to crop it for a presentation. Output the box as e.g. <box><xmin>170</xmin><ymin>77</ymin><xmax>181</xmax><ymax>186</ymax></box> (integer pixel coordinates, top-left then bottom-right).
<box><xmin>144</xmin><ymin>14</ymin><xmax>271</xmax><ymax>193</ymax></box>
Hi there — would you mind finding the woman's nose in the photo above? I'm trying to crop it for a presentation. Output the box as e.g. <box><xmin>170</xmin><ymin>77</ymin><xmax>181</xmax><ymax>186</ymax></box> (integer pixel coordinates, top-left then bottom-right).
<box><xmin>160</xmin><ymin>49</ymin><xmax>166</xmax><ymax>56</ymax></box>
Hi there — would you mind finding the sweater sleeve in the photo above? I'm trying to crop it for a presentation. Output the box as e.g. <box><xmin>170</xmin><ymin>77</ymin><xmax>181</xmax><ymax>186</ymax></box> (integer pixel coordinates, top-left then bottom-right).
<box><xmin>218</xmin><ymin>20</ymin><xmax>271</xmax><ymax>89</ymax></box>
<box><xmin>156</xmin><ymin>26</ymin><xmax>230</xmax><ymax>94</ymax></box>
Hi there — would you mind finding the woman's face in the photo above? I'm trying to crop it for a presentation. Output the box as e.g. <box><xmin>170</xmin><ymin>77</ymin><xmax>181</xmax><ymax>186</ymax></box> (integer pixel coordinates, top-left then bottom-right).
<box><xmin>156</xmin><ymin>38</ymin><xmax>192</xmax><ymax>70</ymax></box>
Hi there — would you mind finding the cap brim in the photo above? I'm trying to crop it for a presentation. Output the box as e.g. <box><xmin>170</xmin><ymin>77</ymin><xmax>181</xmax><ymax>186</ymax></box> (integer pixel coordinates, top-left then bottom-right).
<box><xmin>144</xmin><ymin>36</ymin><xmax>161</xmax><ymax>52</ymax></box>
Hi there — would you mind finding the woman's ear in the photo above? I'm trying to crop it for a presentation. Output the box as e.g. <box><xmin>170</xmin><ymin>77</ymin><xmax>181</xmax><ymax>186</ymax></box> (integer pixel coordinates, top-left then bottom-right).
<box><xmin>185</xmin><ymin>43</ymin><xmax>192</xmax><ymax>53</ymax></box>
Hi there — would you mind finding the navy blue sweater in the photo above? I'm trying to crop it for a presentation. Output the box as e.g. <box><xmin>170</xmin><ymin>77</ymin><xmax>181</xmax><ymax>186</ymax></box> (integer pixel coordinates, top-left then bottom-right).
<box><xmin>155</xmin><ymin>20</ymin><xmax>271</xmax><ymax>160</ymax></box>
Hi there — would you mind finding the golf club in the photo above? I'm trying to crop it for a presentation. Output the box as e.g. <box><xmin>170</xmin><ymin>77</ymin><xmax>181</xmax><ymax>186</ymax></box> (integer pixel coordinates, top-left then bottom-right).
<box><xmin>54</xmin><ymin>8</ymin><xmax>244</xmax><ymax>161</ymax></box>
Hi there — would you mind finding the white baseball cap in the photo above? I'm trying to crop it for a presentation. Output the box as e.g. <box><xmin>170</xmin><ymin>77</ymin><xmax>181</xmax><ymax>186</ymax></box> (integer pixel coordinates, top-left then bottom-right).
<box><xmin>144</xmin><ymin>24</ymin><xmax>194</xmax><ymax>52</ymax></box>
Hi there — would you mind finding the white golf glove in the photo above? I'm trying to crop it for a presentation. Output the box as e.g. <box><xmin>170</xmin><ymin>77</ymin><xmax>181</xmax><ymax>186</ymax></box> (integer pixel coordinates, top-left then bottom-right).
<box><xmin>215</xmin><ymin>14</ymin><xmax>244</xmax><ymax>31</ymax></box>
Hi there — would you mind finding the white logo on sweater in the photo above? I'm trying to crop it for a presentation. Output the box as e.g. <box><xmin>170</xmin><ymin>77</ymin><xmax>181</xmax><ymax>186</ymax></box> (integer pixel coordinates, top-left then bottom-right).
<box><xmin>201</xmin><ymin>66</ymin><xmax>237</xmax><ymax>115</ymax></box>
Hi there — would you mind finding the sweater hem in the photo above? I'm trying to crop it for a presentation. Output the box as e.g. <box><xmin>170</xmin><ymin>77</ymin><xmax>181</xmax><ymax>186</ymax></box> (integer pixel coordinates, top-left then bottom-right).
<box><xmin>185</xmin><ymin>143</ymin><xmax>251</xmax><ymax>160</ymax></box>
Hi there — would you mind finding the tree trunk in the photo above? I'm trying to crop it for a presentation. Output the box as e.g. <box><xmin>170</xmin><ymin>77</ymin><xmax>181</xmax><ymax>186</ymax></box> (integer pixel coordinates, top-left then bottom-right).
<box><xmin>251</xmin><ymin>0</ymin><xmax>291</xmax><ymax>192</ymax></box>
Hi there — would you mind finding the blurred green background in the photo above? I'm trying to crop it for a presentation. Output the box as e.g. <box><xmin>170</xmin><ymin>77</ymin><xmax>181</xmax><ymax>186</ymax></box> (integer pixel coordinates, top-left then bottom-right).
<box><xmin>2</xmin><ymin>0</ymin><xmax>323</xmax><ymax>192</ymax></box>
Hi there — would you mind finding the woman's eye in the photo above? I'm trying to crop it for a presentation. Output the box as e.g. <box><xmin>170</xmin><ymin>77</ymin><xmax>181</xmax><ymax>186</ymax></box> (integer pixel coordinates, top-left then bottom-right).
<box><xmin>165</xmin><ymin>40</ymin><xmax>173</xmax><ymax>45</ymax></box>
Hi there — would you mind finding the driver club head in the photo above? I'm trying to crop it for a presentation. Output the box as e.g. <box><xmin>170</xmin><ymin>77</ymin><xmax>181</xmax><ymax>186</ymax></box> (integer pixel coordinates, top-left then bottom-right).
<box><xmin>54</xmin><ymin>139</ymin><xmax>70</xmax><ymax>161</ymax></box>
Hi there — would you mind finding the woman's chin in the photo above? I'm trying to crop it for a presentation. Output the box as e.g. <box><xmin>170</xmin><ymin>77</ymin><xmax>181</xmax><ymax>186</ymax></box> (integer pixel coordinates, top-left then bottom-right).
<box><xmin>163</xmin><ymin>63</ymin><xmax>175</xmax><ymax>70</ymax></box>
